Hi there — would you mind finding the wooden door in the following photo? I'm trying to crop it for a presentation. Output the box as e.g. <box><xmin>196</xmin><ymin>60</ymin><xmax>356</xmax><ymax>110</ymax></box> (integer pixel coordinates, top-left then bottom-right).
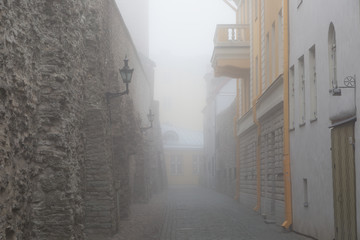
<box><xmin>331</xmin><ymin>121</ymin><xmax>357</xmax><ymax>240</ymax></box>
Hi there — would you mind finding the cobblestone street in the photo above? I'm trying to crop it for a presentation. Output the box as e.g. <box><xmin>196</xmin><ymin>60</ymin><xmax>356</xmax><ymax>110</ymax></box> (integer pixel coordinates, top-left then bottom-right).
<box><xmin>113</xmin><ymin>186</ymin><xmax>312</xmax><ymax>240</ymax></box>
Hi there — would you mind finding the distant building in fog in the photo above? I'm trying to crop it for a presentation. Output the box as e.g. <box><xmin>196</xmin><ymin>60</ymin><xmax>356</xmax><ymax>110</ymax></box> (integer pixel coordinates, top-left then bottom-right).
<box><xmin>162</xmin><ymin>124</ymin><xmax>203</xmax><ymax>185</ymax></box>
<box><xmin>201</xmin><ymin>72</ymin><xmax>236</xmax><ymax>191</ymax></box>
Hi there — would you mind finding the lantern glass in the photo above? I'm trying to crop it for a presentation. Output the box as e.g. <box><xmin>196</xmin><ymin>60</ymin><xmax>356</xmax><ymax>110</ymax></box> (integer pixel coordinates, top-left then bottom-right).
<box><xmin>119</xmin><ymin>57</ymin><xmax>133</xmax><ymax>84</ymax></box>
<box><xmin>125</xmin><ymin>69</ymin><xmax>134</xmax><ymax>83</ymax></box>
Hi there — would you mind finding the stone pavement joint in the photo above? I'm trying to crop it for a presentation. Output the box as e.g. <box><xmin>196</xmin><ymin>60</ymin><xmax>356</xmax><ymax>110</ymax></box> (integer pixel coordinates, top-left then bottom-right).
<box><xmin>111</xmin><ymin>186</ymin><xmax>312</xmax><ymax>240</ymax></box>
<box><xmin>160</xmin><ymin>186</ymin><xmax>311</xmax><ymax>240</ymax></box>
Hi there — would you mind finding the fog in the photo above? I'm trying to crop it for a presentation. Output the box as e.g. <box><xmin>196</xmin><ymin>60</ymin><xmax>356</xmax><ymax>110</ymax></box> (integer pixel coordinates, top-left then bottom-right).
<box><xmin>116</xmin><ymin>0</ymin><xmax>234</xmax><ymax>130</ymax></box>
<box><xmin>149</xmin><ymin>0</ymin><xmax>235</xmax><ymax>130</ymax></box>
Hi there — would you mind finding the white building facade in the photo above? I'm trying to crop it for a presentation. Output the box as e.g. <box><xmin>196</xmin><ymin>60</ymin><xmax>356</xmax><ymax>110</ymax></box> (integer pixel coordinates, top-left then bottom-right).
<box><xmin>289</xmin><ymin>0</ymin><xmax>360</xmax><ymax>239</ymax></box>
<box><xmin>202</xmin><ymin>73</ymin><xmax>236</xmax><ymax>188</ymax></box>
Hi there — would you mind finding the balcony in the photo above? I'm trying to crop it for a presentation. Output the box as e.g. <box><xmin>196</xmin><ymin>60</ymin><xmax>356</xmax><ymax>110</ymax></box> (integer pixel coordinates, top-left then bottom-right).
<box><xmin>211</xmin><ymin>24</ymin><xmax>250</xmax><ymax>79</ymax></box>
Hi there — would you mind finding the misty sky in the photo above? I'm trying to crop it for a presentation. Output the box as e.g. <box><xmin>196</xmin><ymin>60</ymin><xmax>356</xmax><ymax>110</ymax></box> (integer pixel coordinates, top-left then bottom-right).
<box><xmin>149</xmin><ymin>0</ymin><xmax>235</xmax><ymax>131</ymax></box>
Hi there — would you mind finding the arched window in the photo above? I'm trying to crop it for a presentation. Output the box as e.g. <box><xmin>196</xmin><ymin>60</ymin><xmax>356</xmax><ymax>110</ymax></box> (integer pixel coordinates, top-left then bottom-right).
<box><xmin>328</xmin><ymin>23</ymin><xmax>337</xmax><ymax>89</ymax></box>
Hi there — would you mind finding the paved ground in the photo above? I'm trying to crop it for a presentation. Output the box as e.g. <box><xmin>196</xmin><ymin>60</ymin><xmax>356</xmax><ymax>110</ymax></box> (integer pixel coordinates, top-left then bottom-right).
<box><xmin>112</xmin><ymin>186</ymin><xmax>312</xmax><ymax>240</ymax></box>
<box><xmin>110</xmin><ymin>191</ymin><xmax>167</xmax><ymax>240</ymax></box>
<box><xmin>161</xmin><ymin>186</ymin><xmax>311</xmax><ymax>240</ymax></box>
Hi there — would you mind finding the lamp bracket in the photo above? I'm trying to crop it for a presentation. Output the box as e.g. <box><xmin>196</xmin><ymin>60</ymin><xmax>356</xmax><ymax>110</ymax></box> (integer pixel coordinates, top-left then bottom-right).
<box><xmin>105</xmin><ymin>83</ymin><xmax>129</xmax><ymax>103</ymax></box>
<box><xmin>140</xmin><ymin>123</ymin><xmax>153</xmax><ymax>132</ymax></box>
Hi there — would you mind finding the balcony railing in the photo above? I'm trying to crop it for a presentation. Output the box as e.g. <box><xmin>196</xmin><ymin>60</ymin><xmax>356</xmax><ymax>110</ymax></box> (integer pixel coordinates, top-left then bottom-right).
<box><xmin>213</xmin><ymin>24</ymin><xmax>250</xmax><ymax>46</ymax></box>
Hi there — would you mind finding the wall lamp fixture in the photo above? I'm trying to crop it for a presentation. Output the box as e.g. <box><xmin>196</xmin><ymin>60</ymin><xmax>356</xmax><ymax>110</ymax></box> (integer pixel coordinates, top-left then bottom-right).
<box><xmin>106</xmin><ymin>56</ymin><xmax>134</xmax><ymax>103</ymax></box>
<box><xmin>141</xmin><ymin>109</ymin><xmax>155</xmax><ymax>132</ymax></box>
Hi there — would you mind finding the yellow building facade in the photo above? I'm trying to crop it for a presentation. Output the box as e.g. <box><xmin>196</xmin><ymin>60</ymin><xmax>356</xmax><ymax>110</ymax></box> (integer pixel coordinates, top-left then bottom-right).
<box><xmin>162</xmin><ymin>124</ymin><xmax>203</xmax><ymax>186</ymax></box>
<box><xmin>164</xmin><ymin>149</ymin><xmax>202</xmax><ymax>185</ymax></box>
<box><xmin>211</xmin><ymin>0</ymin><xmax>291</xmax><ymax>227</ymax></box>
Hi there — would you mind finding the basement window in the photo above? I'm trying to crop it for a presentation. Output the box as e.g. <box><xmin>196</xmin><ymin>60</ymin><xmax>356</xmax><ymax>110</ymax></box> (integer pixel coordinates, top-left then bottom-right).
<box><xmin>303</xmin><ymin>178</ymin><xmax>309</xmax><ymax>207</ymax></box>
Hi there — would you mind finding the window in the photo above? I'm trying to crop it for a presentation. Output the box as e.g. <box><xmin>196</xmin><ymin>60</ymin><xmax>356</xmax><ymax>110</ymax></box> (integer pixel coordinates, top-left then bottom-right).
<box><xmin>237</xmin><ymin>79</ymin><xmax>242</xmax><ymax>116</ymax></box>
<box><xmin>255</xmin><ymin>0</ymin><xmax>258</xmax><ymax>20</ymax></box>
<box><xmin>247</xmin><ymin>0</ymin><xmax>250</xmax><ymax>24</ymax></box>
<box><xmin>212</xmin><ymin>157</ymin><xmax>216</xmax><ymax>176</ymax></box>
<box><xmin>289</xmin><ymin>66</ymin><xmax>295</xmax><ymax>129</ymax></box>
<box><xmin>298</xmin><ymin>56</ymin><xmax>305</xmax><ymax>126</ymax></box>
<box><xmin>241</xmin><ymin>0</ymin><xmax>245</xmax><ymax>24</ymax></box>
<box><xmin>242</xmin><ymin>78</ymin><xmax>250</xmax><ymax>114</ymax></box>
<box><xmin>266</xmin><ymin>33</ymin><xmax>270</xmax><ymax>87</ymax></box>
<box><xmin>193</xmin><ymin>155</ymin><xmax>200</xmax><ymax>175</ymax></box>
<box><xmin>255</xmin><ymin>56</ymin><xmax>259</xmax><ymax>95</ymax></box>
<box><xmin>271</xmin><ymin>22</ymin><xmax>276</xmax><ymax>81</ymax></box>
<box><xmin>309</xmin><ymin>45</ymin><xmax>317</xmax><ymax>121</ymax></box>
<box><xmin>303</xmin><ymin>178</ymin><xmax>309</xmax><ymax>207</ymax></box>
<box><xmin>328</xmin><ymin>23</ymin><xmax>337</xmax><ymax>89</ymax></box>
<box><xmin>170</xmin><ymin>155</ymin><xmax>183</xmax><ymax>175</ymax></box>
<box><xmin>278</xmin><ymin>9</ymin><xmax>283</xmax><ymax>73</ymax></box>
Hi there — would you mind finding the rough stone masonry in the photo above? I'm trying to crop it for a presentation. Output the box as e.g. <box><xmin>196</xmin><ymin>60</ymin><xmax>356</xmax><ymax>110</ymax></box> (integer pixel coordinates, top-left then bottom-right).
<box><xmin>0</xmin><ymin>0</ymin><xmax>165</xmax><ymax>239</ymax></box>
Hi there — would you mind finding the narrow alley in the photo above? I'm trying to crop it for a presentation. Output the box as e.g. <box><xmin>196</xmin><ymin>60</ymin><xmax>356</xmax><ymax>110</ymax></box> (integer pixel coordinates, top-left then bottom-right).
<box><xmin>112</xmin><ymin>187</ymin><xmax>311</xmax><ymax>240</ymax></box>
<box><xmin>1</xmin><ymin>0</ymin><xmax>360</xmax><ymax>239</ymax></box>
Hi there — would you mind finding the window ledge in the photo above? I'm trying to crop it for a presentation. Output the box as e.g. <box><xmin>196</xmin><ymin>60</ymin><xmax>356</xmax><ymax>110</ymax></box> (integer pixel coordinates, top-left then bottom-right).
<box><xmin>310</xmin><ymin>117</ymin><xmax>317</xmax><ymax>123</ymax></box>
<box><xmin>297</xmin><ymin>0</ymin><xmax>303</xmax><ymax>8</ymax></box>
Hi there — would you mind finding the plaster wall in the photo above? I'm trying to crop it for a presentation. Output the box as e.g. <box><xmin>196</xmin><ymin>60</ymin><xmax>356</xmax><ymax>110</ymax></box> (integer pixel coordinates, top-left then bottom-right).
<box><xmin>251</xmin><ymin>0</ymin><xmax>261</xmax><ymax>98</ymax></box>
<box><xmin>259</xmin><ymin>106</ymin><xmax>284</xmax><ymax>225</ymax></box>
<box><xmin>164</xmin><ymin>148</ymin><xmax>201</xmax><ymax>186</ymax></box>
<box><xmin>289</xmin><ymin>0</ymin><xmax>360</xmax><ymax>239</ymax></box>
<box><xmin>238</xmin><ymin>126</ymin><xmax>257</xmax><ymax>208</ymax></box>
<box><xmin>216</xmin><ymin>79</ymin><xmax>236</xmax><ymax>114</ymax></box>
<box><xmin>263</xmin><ymin>0</ymin><xmax>283</xmax><ymax>86</ymax></box>
<box><xmin>202</xmin><ymin>75</ymin><xmax>231</xmax><ymax>188</ymax></box>
<box><xmin>202</xmin><ymin>100</ymin><xmax>216</xmax><ymax>187</ymax></box>
<box><xmin>215</xmin><ymin>101</ymin><xmax>237</xmax><ymax>197</ymax></box>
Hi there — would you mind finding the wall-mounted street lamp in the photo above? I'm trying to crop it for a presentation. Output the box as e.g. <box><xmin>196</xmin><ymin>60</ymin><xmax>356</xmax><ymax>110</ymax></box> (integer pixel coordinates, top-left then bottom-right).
<box><xmin>140</xmin><ymin>109</ymin><xmax>155</xmax><ymax>132</ymax></box>
<box><xmin>106</xmin><ymin>56</ymin><xmax>134</xmax><ymax>103</ymax></box>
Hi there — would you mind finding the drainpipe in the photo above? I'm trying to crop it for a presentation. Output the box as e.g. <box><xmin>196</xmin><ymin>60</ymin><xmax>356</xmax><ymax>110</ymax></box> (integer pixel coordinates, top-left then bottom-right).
<box><xmin>253</xmin><ymin>0</ymin><xmax>263</xmax><ymax>212</ymax></box>
<box><xmin>231</xmin><ymin>0</ymin><xmax>241</xmax><ymax>201</ymax></box>
<box><xmin>281</xmin><ymin>0</ymin><xmax>293</xmax><ymax>229</ymax></box>
<box><xmin>253</xmin><ymin>101</ymin><xmax>261</xmax><ymax>211</ymax></box>
<box><xmin>235</xmin><ymin>78</ymin><xmax>240</xmax><ymax>200</ymax></box>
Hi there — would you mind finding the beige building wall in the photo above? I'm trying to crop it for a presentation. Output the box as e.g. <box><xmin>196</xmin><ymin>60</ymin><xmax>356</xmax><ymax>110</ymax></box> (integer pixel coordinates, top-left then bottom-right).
<box><xmin>165</xmin><ymin>149</ymin><xmax>201</xmax><ymax>185</ymax></box>
<box><xmin>251</xmin><ymin>0</ymin><xmax>261</xmax><ymax>98</ymax></box>
<box><xmin>263</xmin><ymin>0</ymin><xmax>283</xmax><ymax>87</ymax></box>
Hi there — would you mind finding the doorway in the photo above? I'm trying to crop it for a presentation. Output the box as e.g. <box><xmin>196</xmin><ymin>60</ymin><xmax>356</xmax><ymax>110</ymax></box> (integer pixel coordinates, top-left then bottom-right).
<box><xmin>331</xmin><ymin>121</ymin><xmax>357</xmax><ymax>239</ymax></box>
